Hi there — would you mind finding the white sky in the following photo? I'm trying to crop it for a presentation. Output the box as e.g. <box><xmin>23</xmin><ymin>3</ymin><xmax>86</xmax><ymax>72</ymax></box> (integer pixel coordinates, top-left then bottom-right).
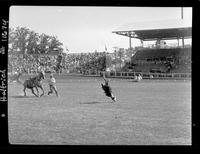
<box><xmin>9</xmin><ymin>6</ymin><xmax>192</xmax><ymax>53</ymax></box>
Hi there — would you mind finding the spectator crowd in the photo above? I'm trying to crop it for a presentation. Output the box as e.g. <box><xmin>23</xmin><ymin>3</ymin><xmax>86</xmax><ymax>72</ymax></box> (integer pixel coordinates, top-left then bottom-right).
<box><xmin>8</xmin><ymin>52</ymin><xmax>108</xmax><ymax>75</ymax></box>
<box><xmin>8</xmin><ymin>46</ymin><xmax>191</xmax><ymax>75</ymax></box>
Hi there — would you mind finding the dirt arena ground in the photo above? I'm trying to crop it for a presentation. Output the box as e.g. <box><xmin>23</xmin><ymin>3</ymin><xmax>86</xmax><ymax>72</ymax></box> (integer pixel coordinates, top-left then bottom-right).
<box><xmin>8</xmin><ymin>75</ymin><xmax>191</xmax><ymax>145</ymax></box>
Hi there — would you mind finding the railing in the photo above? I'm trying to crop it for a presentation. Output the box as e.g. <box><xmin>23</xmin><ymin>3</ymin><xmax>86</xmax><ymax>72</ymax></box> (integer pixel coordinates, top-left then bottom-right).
<box><xmin>81</xmin><ymin>71</ymin><xmax>191</xmax><ymax>80</ymax></box>
<box><xmin>108</xmin><ymin>71</ymin><xmax>191</xmax><ymax>79</ymax></box>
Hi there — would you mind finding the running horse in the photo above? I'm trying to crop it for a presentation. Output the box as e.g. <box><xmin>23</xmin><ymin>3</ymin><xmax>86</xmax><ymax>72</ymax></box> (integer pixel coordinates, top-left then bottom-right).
<box><xmin>23</xmin><ymin>71</ymin><xmax>45</xmax><ymax>97</ymax></box>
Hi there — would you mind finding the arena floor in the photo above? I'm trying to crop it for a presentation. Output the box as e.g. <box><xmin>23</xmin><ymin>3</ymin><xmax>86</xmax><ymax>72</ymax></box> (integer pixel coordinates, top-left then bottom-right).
<box><xmin>8</xmin><ymin>75</ymin><xmax>191</xmax><ymax>145</ymax></box>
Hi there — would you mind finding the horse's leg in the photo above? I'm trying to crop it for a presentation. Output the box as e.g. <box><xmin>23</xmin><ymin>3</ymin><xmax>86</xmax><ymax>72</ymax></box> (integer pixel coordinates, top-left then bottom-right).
<box><xmin>38</xmin><ymin>85</ymin><xmax>44</xmax><ymax>97</ymax></box>
<box><xmin>23</xmin><ymin>86</ymin><xmax>26</xmax><ymax>96</ymax></box>
<box><xmin>31</xmin><ymin>88</ymin><xmax>38</xmax><ymax>97</ymax></box>
<box><xmin>35</xmin><ymin>87</ymin><xmax>40</xmax><ymax>97</ymax></box>
<box><xmin>40</xmin><ymin>86</ymin><xmax>45</xmax><ymax>97</ymax></box>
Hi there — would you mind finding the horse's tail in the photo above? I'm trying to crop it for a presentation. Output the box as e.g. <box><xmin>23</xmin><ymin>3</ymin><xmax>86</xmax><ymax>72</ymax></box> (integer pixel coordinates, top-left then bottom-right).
<box><xmin>17</xmin><ymin>73</ymin><xmax>24</xmax><ymax>85</ymax></box>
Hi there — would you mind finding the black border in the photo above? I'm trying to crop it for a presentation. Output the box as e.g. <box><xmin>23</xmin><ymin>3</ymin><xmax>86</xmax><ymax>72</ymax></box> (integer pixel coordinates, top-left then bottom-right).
<box><xmin>0</xmin><ymin>0</ymin><xmax>199</xmax><ymax>152</ymax></box>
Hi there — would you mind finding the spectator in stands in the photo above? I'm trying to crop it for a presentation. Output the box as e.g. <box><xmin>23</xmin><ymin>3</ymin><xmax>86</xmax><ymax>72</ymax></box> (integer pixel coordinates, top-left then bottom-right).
<box><xmin>166</xmin><ymin>61</ymin><xmax>172</xmax><ymax>73</ymax></box>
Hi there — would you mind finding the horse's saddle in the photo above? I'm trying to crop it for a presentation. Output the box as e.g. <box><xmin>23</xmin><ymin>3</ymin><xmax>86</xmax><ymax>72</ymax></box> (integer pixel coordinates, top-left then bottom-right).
<box><xmin>28</xmin><ymin>77</ymin><xmax>41</xmax><ymax>86</ymax></box>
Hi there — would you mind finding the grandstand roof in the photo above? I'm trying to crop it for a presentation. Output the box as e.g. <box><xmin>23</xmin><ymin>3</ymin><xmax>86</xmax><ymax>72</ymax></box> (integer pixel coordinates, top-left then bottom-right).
<box><xmin>112</xmin><ymin>19</ymin><xmax>192</xmax><ymax>41</ymax></box>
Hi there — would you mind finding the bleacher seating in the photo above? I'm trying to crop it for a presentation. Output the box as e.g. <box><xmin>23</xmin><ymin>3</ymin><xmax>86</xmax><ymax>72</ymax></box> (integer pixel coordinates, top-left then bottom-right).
<box><xmin>131</xmin><ymin>47</ymin><xmax>191</xmax><ymax>73</ymax></box>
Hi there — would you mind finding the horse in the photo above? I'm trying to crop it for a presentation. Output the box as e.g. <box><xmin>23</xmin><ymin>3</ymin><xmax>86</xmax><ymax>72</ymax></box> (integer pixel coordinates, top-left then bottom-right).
<box><xmin>23</xmin><ymin>71</ymin><xmax>45</xmax><ymax>97</ymax></box>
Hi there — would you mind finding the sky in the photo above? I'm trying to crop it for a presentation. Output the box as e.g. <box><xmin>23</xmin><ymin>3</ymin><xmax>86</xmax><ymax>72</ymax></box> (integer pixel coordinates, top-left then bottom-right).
<box><xmin>9</xmin><ymin>6</ymin><xmax>192</xmax><ymax>53</ymax></box>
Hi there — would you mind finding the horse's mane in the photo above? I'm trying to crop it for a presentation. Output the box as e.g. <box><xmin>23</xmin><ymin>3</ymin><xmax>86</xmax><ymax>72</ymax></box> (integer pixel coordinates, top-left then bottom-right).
<box><xmin>38</xmin><ymin>71</ymin><xmax>45</xmax><ymax>80</ymax></box>
<box><xmin>29</xmin><ymin>72</ymin><xmax>44</xmax><ymax>82</ymax></box>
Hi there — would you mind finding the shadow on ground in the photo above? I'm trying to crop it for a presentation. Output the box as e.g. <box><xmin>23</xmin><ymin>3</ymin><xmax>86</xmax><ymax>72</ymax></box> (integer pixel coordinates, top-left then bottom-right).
<box><xmin>79</xmin><ymin>101</ymin><xmax>111</xmax><ymax>104</ymax></box>
<box><xmin>10</xmin><ymin>95</ymin><xmax>48</xmax><ymax>99</ymax></box>
<box><xmin>127</xmin><ymin>80</ymin><xmax>140</xmax><ymax>83</ymax></box>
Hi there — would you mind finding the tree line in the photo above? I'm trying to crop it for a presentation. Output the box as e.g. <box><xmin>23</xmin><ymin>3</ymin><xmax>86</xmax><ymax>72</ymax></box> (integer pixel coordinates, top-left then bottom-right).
<box><xmin>9</xmin><ymin>27</ymin><xmax>64</xmax><ymax>55</ymax></box>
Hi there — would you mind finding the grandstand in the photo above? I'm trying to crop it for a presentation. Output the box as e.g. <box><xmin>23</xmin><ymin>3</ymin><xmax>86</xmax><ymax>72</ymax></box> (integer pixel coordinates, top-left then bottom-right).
<box><xmin>112</xmin><ymin>19</ymin><xmax>192</xmax><ymax>74</ymax></box>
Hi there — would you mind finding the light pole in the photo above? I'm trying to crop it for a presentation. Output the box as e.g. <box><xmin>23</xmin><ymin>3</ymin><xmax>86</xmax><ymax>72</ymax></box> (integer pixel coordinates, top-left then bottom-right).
<box><xmin>181</xmin><ymin>7</ymin><xmax>183</xmax><ymax>19</ymax></box>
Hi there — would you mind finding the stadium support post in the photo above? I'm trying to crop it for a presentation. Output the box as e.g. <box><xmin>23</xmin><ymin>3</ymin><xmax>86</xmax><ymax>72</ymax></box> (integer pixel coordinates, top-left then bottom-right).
<box><xmin>182</xmin><ymin>37</ymin><xmax>184</xmax><ymax>47</ymax></box>
<box><xmin>140</xmin><ymin>40</ymin><xmax>144</xmax><ymax>47</ymax></box>
<box><xmin>177</xmin><ymin>37</ymin><xmax>179</xmax><ymax>47</ymax></box>
<box><xmin>129</xmin><ymin>36</ymin><xmax>132</xmax><ymax>49</ymax></box>
<box><xmin>181</xmin><ymin>7</ymin><xmax>183</xmax><ymax>19</ymax></box>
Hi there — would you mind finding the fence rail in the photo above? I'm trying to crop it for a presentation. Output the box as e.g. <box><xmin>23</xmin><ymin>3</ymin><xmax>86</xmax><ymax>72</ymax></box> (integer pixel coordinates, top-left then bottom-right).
<box><xmin>107</xmin><ymin>72</ymin><xmax>191</xmax><ymax>79</ymax></box>
<box><xmin>81</xmin><ymin>71</ymin><xmax>191</xmax><ymax>80</ymax></box>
